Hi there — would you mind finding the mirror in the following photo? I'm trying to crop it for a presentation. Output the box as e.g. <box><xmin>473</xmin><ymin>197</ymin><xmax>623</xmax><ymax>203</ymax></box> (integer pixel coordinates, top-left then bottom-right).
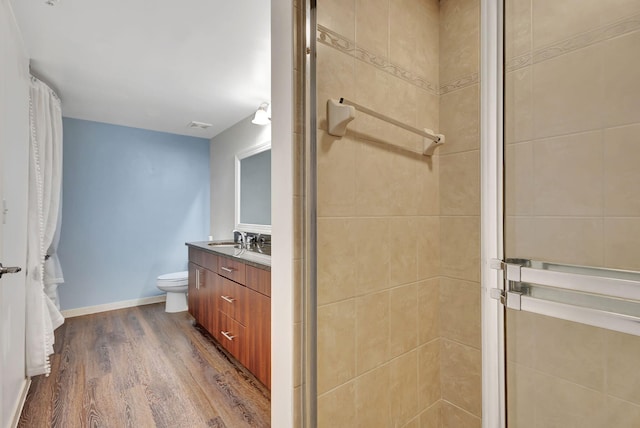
<box><xmin>235</xmin><ymin>141</ymin><xmax>271</xmax><ymax>234</ymax></box>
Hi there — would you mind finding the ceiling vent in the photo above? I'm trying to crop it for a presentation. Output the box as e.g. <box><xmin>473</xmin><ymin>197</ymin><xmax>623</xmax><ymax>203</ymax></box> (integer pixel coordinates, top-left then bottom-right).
<box><xmin>188</xmin><ymin>121</ymin><xmax>213</xmax><ymax>129</ymax></box>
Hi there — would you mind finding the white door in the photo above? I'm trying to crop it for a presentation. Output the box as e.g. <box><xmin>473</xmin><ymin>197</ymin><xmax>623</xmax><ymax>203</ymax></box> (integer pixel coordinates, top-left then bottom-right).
<box><xmin>1</xmin><ymin>1</ymin><xmax>31</xmax><ymax>426</ymax></box>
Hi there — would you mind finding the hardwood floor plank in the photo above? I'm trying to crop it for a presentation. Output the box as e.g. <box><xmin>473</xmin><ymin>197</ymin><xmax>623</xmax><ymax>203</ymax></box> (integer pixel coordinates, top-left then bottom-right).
<box><xmin>122</xmin><ymin>384</ymin><xmax>158</xmax><ymax>428</ymax></box>
<box><xmin>139</xmin><ymin>309</ymin><xmax>238</xmax><ymax>427</ymax></box>
<box><xmin>18</xmin><ymin>303</ymin><xmax>270</xmax><ymax>427</ymax></box>
<box><xmin>53</xmin><ymin>318</ymin><xmax>87</xmax><ymax>427</ymax></box>
<box><xmin>82</xmin><ymin>378</ymin><xmax>103</xmax><ymax>426</ymax></box>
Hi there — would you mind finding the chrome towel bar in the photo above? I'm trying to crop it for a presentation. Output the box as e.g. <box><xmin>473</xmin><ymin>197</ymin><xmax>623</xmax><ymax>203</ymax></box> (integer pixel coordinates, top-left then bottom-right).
<box><xmin>326</xmin><ymin>98</ymin><xmax>445</xmax><ymax>156</ymax></box>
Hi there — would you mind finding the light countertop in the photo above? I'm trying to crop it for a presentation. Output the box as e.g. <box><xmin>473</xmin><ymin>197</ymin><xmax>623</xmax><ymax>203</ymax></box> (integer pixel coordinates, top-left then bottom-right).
<box><xmin>186</xmin><ymin>241</ymin><xmax>271</xmax><ymax>270</ymax></box>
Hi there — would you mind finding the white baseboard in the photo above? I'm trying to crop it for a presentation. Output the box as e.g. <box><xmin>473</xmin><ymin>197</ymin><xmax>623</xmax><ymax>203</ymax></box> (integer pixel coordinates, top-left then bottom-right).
<box><xmin>61</xmin><ymin>295</ymin><xmax>167</xmax><ymax>318</ymax></box>
<box><xmin>10</xmin><ymin>378</ymin><xmax>31</xmax><ymax>428</ymax></box>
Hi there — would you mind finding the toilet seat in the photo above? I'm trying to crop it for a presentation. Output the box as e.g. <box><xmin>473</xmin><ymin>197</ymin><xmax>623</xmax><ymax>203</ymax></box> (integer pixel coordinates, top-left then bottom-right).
<box><xmin>157</xmin><ymin>271</ymin><xmax>188</xmax><ymax>287</ymax></box>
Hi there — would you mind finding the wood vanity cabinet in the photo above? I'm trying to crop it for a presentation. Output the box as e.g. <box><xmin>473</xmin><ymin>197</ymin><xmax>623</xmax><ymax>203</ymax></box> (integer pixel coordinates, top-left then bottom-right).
<box><xmin>243</xmin><ymin>266</ymin><xmax>271</xmax><ymax>387</ymax></box>
<box><xmin>188</xmin><ymin>246</ymin><xmax>271</xmax><ymax>389</ymax></box>
<box><xmin>188</xmin><ymin>256</ymin><xmax>219</xmax><ymax>335</ymax></box>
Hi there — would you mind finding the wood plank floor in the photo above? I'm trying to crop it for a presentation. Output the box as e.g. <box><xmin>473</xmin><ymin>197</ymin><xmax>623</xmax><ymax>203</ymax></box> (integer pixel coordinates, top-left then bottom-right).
<box><xmin>18</xmin><ymin>303</ymin><xmax>270</xmax><ymax>427</ymax></box>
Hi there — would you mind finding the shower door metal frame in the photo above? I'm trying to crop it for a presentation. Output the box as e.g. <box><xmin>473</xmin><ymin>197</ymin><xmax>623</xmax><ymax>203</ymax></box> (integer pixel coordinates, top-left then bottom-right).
<box><xmin>480</xmin><ymin>0</ymin><xmax>506</xmax><ymax>427</ymax></box>
<box><xmin>303</xmin><ymin>0</ymin><xmax>317</xmax><ymax>427</ymax></box>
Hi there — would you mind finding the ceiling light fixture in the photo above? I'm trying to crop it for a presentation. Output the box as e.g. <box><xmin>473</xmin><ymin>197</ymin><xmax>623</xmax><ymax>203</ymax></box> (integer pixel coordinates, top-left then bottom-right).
<box><xmin>251</xmin><ymin>102</ymin><xmax>271</xmax><ymax>126</ymax></box>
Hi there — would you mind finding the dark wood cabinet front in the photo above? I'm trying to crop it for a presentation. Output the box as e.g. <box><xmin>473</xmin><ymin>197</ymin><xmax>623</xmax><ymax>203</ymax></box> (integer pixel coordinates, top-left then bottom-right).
<box><xmin>188</xmin><ymin>247</ymin><xmax>271</xmax><ymax>389</ymax></box>
<box><xmin>187</xmin><ymin>262</ymin><xmax>200</xmax><ymax>321</ymax></box>
<box><xmin>245</xmin><ymin>289</ymin><xmax>271</xmax><ymax>388</ymax></box>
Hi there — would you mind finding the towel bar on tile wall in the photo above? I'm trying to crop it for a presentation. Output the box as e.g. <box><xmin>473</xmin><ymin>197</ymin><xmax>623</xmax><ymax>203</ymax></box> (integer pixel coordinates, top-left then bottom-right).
<box><xmin>326</xmin><ymin>97</ymin><xmax>445</xmax><ymax>156</ymax></box>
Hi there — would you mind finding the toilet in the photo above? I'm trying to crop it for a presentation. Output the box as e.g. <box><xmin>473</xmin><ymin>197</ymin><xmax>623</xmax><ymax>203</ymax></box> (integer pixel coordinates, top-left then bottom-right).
<box><xmin>156</xmin><ymin>271</ymin><xmax>189</xmax><ymax>313</ymax></box>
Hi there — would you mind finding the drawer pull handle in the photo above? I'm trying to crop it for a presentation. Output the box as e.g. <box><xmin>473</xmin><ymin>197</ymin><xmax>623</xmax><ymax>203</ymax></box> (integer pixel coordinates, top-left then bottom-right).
<box><xmin>220</xmin><ymin>266</ymin><xmax>235</xmax><ymax>273</ymax></box>
<box><xmin>221</xmin><ymin>331</ymin><xmax>235</xmax><ymax>341</ymax></box>
<box><xmin>220</xmin><ymin>295</ymin><xmax>235</xmax><ymax>303</ymax></box>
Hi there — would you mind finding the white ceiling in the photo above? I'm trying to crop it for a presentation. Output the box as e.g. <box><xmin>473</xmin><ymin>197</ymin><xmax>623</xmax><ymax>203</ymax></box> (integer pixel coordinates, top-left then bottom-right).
<box><xmin>10</xmin><ymin>0</ymin><xmax>271</xmax><ymax>139</ymax></box>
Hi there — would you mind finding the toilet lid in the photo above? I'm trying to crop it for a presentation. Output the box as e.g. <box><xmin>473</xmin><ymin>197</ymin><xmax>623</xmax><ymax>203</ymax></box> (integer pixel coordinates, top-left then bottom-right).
<box><xmin>158</xmin><ymin>271</ymin><xmax>189</xmax><ymax>282</ymax></box>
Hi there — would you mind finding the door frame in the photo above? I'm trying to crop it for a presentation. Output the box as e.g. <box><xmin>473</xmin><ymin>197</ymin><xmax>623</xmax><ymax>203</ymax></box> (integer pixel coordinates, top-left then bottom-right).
<box><xmin>0</xmin><ymin>14</ymin><xmax>30</xmax><ymax>428</ymax></box>
<box><xmin>480</xmin><ymin>0</ymin><xmax>506</xmax><ymax>427</ymax></box>
<box><xmin>270</xmin><ymin>0</ymin><xmax>295</xmax><ymax>427</ymax></box>
<box><xmin>1</xmin><ymin>1</ymin><xmax>31</xmax><ymax>427</ymax></box>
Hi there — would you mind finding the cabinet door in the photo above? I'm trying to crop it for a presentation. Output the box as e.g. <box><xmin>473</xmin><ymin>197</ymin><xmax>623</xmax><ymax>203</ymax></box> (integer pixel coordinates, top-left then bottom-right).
<box><xmin>187</xmin><ymin>262</ymin><xmax>200</xmax><ymax>320</ymax></box>
<box><xmin>246</xmin><ymin>289</ymin><xmax>271</xmax><ymax>388</ymax></box>
<box><xmin>197</xmin><ymin>268</ymin><xmax>219</xmax><ymax>334</ymax></box>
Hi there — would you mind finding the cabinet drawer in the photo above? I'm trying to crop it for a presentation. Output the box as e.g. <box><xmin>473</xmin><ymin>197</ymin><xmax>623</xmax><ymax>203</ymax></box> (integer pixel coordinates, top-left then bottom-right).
<box><xmin>218</xmin><ymin>257</ymin><xmax>246</xmax><ymax>285</ymax></box>
<box><xmin>246</xmin><ymin>265</ymin><xmax>271</xmax><ymax>297</ymax></box>
<box><xmin>217</xmin><ymin>311</ymin><xmax>247</xmax><ymax>364</ymax></box>
<box><xmin>218</xmin><ymin>277</ymin><xmax>249</xmax><ymax>327</ymax></box>
<box><xmin>201</xmin><ymin>252</ymin><xmax>218</xmax><ymax>271</ymax></box>
<box><xmin>189</xmin><ymin>247</ymin><xmax>218</xmax><ymax>271</ymax></box>
<box><xmin>189</xmin><ymin>247</ymin><xmax>202</xmax><ymax>266</ymax></box>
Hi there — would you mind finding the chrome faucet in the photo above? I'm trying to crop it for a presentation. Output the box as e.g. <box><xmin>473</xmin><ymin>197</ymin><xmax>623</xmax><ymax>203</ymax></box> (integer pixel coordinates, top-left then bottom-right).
<box><xmin>232</xmin><ymin>229</ymin><xmax>246</xmax><ymax>247</ymax></box>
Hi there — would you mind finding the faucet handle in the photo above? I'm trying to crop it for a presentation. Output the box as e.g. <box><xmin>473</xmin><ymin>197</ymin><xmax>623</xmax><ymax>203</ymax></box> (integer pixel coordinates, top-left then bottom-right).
<box><xmin>232</xmin><ymin>229</ymin><xmax>245</xmax><ymax>244</ymax></box>
<box><xmin>256</xmin><ymin>234</ymin><xmax>270</xmax><ymax>246</ymax></box>
<box><xmin>245</xmin><ymin>233</ymin><xmax>256</xmax><ymax>246</ymax></box>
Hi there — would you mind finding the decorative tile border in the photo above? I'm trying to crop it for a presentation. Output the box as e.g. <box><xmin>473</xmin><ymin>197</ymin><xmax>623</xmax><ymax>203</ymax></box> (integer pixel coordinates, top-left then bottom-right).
<box><xmin>315</xmin><ymin>13</ymin><xmax>639</xmax><ymax>94</ymax></box>
<box><xmin>439</xmin><ymin>73</ymin><xmax>480</xmax><ymax>95</ymax></box>
<box><xmin>507</xmin><ymin>12</ymin><xmax>640</xmax><ymax>72</ymax></box>
<box><xmin>317</xmin><ymin>24</ymin><xmax>440</xmax><ymax>95</ymax></box>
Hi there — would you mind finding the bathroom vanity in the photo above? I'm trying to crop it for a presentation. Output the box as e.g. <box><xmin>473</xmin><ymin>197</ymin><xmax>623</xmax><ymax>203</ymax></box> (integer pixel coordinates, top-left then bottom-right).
<box><xmin>186</xmin><ymin>242</ymin><xmax>271</xmax><ymax>389</ymax></box>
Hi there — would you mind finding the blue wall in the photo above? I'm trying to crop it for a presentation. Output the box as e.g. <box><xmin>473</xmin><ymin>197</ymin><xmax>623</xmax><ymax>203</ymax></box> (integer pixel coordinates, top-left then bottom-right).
<box><xmin>58</xmin><ymin>118</ymin><xmax>210</xmax><ymax>310</ymax></box>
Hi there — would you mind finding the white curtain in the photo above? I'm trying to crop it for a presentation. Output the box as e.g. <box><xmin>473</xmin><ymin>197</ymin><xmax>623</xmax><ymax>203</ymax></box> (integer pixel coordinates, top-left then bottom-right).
<box><xmin>26</xmin><ymin>76</ymin><xmax>65</xmax><ymax>377</ymax></box>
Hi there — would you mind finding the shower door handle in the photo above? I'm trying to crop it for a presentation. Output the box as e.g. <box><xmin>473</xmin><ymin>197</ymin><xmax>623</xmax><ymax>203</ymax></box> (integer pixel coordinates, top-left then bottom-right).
<box><xmin>0</xmin><ymin>263</ymin><xmax>21</xmax><ymax>278</ymax></box>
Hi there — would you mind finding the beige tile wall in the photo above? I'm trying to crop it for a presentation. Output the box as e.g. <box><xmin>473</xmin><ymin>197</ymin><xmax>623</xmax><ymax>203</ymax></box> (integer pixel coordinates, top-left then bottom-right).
<box><xmin>316</xmin><ymin>0</ymin><xmax>443</xmax><ymax>426</ymax></box>
<box><xmin>315</xmin><ymin>0</ymin><xmax>483</xmax><ymax>426</ymax></box>
<box><xmin>438</xmin><ymin>0</ymin><xmax>482</xmax><ymax>425</ymax></box>
<box><xmin>505</xmin><ymin>0</ymin><xmax>640</xmax><ymax>426</ymax></box>
<box><xmin>314</xmin><ymin>0</ymin><xmax>640</xmax><ymax>425</ymax></box>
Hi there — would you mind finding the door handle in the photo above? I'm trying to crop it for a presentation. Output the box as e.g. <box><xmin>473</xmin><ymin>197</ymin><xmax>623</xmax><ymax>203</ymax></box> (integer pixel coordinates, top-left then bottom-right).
<box><xmin>0</xmin><ymin>263</ymin><xmax>21</xmax><ymax>278</ymax></box>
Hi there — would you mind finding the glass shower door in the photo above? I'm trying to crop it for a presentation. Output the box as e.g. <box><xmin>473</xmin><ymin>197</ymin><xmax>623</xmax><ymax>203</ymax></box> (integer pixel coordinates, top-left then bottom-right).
<box><xmin>503</xmin><ymin>0</ymin><xmax>640</xmax><ymax>426</ymax></box>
